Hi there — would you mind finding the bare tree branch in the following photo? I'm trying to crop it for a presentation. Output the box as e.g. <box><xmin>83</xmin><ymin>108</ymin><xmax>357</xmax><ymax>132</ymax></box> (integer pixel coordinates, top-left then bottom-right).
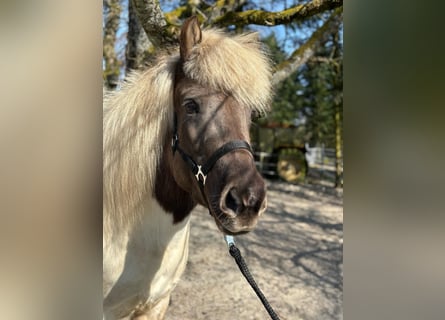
<box><xmin>309</xmin><ymin>56</ymin><xmax>341</xmax><ymax>66</ymax></box>
<box><xmin>131</xmin><ymin>0</ymin><xmax>177</xmax><ymax>49</ymax></box>
<box><xmin>272</xmin><ymin>7</ymin><xmax>342</xmax><ymax>87</ymax></box>
<box><xmin>204</xmin><ymin>0</ymin><xmax>247</xmax><ymax>26</ymax></box>
<box><xmin>164</xmin><ymin>1</ymin><xmax>247</xmax><ymax>27</ymax></box>
<box><xmin>135</xmin><ymin>0</ymin><xmax>250</xmax><ymax>51</ymax></box>
<box><xmin>213</xmin><ymin>0</ymin><xmax>342</xmax><ymax>27</ymax></box>
<box><xmin>129</xmin><ymin>0</ymin><xmax>342</xmax><ymax>89</ymax></box>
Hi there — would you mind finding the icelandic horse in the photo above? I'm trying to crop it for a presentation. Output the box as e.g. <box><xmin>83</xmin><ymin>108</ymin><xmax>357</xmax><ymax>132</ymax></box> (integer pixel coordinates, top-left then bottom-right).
<box><xmin>103</xmin><ymin>17</ymin><xmax>272</xmax><ymax>319</ymax></box>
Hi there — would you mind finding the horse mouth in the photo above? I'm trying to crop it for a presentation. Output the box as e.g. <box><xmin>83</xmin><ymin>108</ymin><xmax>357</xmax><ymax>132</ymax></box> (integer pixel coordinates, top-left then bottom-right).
<box><xmin>207</xmin><ymin>199</ymin><xmax>258</xmax><ymax>236</ymax></box>
<box><xmin>214</xmin><ymin>217</ymin><xmax>250</xmax><ymax>236</ymax></box>
<box><xmin>208</xmin><ymin>208</ymin><xmax>250</xmax><ymax>235</ymax></box>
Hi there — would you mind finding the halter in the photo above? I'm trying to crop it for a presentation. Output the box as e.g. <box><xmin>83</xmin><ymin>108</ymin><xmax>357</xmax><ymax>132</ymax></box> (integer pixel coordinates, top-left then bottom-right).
<box><xmin>171</xmin><ymin>113</ymin><xmax>253</xmax><ymax>193</ymax></box>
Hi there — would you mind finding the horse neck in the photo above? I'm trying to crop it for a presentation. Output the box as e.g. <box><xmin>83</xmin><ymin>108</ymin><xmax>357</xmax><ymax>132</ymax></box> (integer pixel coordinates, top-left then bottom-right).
<box><xmin>154</xmin><ymin>138</ymin><xmax>196</xmax><ymax>224</ymax></box>
<box><xmin>103</xmin><ymin>63</ymin><xmax>176</xmax><ymax>237</ymax></box>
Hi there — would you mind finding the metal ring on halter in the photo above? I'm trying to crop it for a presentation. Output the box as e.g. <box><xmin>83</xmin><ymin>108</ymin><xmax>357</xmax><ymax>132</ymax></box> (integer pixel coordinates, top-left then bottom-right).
<box><xmin>194</xmin><ymin>165</ymin><xmax>207</xmax><ymax>185</ymax></box>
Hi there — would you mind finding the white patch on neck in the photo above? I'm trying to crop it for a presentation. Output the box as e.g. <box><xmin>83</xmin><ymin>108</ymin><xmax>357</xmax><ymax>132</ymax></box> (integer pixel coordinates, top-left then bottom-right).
<box><xmin>103</xmin><ymin>197</ymin><xmax>191</xmax><ymax>319</ymax></box>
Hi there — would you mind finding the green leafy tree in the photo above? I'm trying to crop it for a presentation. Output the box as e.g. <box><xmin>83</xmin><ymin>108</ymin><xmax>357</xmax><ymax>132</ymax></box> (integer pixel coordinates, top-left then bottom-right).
<box><xmin>261</xmin><ymin>34</ymin><xmax>304</xmax><ymax>126</ymax></box>
<box><xmin>260</xmin><ymin>29</ymin><xmax>343</xmax><ymax>185</ymax></box>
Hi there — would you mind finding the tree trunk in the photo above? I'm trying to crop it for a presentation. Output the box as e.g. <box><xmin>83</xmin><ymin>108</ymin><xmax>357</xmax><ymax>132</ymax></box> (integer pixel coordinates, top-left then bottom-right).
<box><xmin>126</xmin><ymin>0</ymin><xmax>151</xmax><ymax>73</ymax></box>
<box><xmin>103</xmin><ymin>0</ymin><xmax>122</xmax><ymax>89</ymax></box>
<box><xmin>334</xmin><ymin>101</ymin><xmax>343</xmax><ymax>188</ymax></box>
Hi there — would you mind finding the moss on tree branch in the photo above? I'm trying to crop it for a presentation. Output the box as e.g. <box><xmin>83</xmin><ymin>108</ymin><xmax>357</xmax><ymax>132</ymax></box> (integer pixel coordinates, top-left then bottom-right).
<box><xmin>132</xmin><ymin>0</ymin><xmax>177</xmax><ymax>49</ymax></box>
<box><xmin>272</xmin><ymin>7</ymin><xmax>342</xmax><ymax>86</ymax></box>
<box><xmin>213</xmin><ymin>0</ymin><xmax>342</xmax><ymax>27</ymax></box>
<box><xmin>165</xmin><ymin>6</ymin><xmax>189</xmax><ymax>26</ymax></box>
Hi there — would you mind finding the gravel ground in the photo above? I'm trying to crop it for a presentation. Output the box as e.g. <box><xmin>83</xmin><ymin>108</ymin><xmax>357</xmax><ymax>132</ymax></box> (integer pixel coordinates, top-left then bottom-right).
<box><xmin>164</xmin><ymin>179</ymin><xmax>343</xmax><ymax>320</ymax></box>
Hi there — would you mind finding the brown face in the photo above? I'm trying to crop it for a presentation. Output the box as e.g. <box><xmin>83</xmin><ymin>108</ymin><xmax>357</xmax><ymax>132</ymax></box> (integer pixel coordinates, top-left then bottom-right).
<box><xmin>172</xmin><ymin>73</ymin><xmax>267</xmax><ymax>235</ymax></box>
<box><xmin>169</xmin><ymin>16</ymin><xmax>267</xmax><ymax>235</ymax></box>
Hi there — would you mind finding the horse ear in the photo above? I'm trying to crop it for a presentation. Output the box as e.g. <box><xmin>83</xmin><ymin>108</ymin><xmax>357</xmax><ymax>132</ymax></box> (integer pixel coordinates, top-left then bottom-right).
<box><xmin>179</xmin><ymin>16</ymin><xmax>202</xmax><ymax>61</ymax></box>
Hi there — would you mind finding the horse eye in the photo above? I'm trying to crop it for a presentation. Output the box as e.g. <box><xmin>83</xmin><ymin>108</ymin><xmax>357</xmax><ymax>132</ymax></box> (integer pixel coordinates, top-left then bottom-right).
<box><xmin>183</xmin><ymin>99</ymin><xmax>200</xmax><ymax>114</ymax></box>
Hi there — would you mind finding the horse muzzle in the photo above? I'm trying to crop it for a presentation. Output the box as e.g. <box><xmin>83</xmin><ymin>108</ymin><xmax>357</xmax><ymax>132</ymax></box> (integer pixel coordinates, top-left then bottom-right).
<box><xmin>212</xmin><ymin>170</ymin><xmax>267</xmax><ymax>235</ymax></box>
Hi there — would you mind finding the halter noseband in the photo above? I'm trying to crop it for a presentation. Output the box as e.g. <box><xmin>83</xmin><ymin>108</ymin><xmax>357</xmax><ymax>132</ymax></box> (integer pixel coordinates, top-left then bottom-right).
<box><xmin>171</xmin><ymin>113</ymin><xmax>253</xmax><ymax>190</ymax></box>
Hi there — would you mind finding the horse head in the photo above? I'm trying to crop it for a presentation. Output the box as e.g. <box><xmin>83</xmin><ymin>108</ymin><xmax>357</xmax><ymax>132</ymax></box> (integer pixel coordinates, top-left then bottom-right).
<box><xmin>168</xmin><ymin>17</ymin><xmax>271</xmax><ymax>235</ymax></box>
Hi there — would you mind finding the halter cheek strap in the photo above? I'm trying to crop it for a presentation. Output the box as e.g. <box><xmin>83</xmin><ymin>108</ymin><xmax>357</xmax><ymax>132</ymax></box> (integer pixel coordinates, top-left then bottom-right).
<box><xmin>171</xmin><ymin>114</ymin><xmax>253</xmax><ymax>189</ymax></box>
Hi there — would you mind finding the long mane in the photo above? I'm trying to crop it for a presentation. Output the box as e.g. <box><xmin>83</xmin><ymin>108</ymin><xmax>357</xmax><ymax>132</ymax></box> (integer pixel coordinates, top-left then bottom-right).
<box><xmin>103</xmin><ymin>29</ymin><xmax>272</xmax><ymax>233</ymax></box>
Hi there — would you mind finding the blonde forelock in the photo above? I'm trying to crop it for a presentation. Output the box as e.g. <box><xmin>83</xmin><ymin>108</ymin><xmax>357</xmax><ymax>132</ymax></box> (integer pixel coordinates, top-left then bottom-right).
<box><xmin>183</xmin><ymin>29</ymin><xmax>272</xmax><ymax>114</ymax></box>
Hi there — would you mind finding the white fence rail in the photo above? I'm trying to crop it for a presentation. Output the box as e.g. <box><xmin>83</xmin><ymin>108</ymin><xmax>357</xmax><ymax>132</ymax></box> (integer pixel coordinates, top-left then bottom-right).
<box><xmin>305</xmin><ymin>144</ymin><xmax>337</xmax><ymax>167</ymax></box>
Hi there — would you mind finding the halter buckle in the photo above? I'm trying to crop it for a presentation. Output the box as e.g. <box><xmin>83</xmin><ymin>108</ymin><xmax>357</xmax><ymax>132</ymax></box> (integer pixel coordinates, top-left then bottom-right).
<box><xmin>195</xmin><ymin>165</ymin><xmax>207</xmax><ymax>186</ymax></box>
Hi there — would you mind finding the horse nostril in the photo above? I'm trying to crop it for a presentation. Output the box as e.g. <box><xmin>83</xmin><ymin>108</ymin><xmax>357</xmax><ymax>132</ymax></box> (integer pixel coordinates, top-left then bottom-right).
<box><xmin>244</xmin><ymin>194</ymin><xmax>257</xmax><ymax>209</ymax></box>
<box><xmin>225</xmin><ymin>188</ymin><xmax>240</xmax><ymax>213</ymax></box>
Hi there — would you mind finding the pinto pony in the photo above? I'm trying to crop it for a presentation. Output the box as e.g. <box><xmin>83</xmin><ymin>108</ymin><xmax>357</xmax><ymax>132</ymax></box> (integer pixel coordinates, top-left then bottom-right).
<box><xmin>103</xmin><ymin>17</ymin><xmax>272</xmax><ymax>320</ymax></box>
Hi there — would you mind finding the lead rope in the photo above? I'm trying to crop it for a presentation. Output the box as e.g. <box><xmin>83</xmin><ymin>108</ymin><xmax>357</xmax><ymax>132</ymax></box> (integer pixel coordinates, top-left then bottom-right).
<box><xmin>199</xmin><ymin>177</ymin><xmax>281</xmax><ymax>320</ymax></box>
<box><xmin>224</xmin><ymin>235</ymin><xmax>281</xmax><ymax>320</ymax></box>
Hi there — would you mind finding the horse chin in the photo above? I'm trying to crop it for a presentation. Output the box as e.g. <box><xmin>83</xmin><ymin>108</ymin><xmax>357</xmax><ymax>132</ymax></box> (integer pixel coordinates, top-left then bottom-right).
<box><xmin>207</xmin><ymin>206</ymin><xmax>253</xmax><ymax>236</ymax></box>
<box><xmin>218</xmin><ymin>225</ymin><xmax>250</xmax><ymax>236</ymax></box>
